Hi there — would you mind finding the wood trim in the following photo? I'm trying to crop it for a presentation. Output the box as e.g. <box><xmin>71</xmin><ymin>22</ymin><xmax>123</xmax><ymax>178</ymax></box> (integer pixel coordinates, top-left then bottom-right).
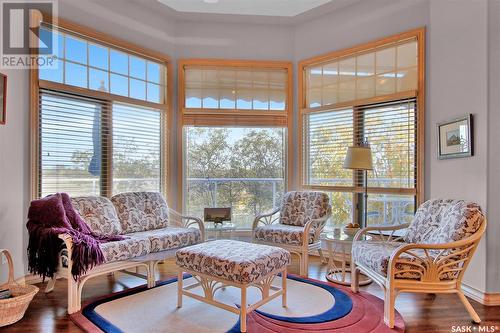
<box><xmin>177</xmin><ymin>58</ymin><xmax>293</xmax><ymax>212</ymax></box>
<box><xmin>30</xmin><ymin>15</ymin><xmax>172</xmax><ymax>202</ymax></box>
<box><xmin>297</xmin><ymin>27</ymin><xmax>426</xmax><ymax>211</ymax></box>
<box><xmin>462</xmin><ymin>283</ymin><xmax>500</xmax><ymax>306</ymax></box>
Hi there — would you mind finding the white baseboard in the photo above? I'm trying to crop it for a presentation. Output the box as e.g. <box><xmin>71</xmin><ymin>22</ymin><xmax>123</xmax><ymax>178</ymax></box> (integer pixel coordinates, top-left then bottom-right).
<box><xmin>462</xmin><ymin>284</ymin><xmax>500</xmax><ymax>306</ymax></box>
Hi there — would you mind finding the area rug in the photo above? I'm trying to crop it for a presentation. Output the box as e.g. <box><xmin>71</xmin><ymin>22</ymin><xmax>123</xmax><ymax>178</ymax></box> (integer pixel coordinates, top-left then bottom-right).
<box><xmin>71</xmin><ymin>275</ymin><xmax>405</xmax><ymax>333</ymax></box>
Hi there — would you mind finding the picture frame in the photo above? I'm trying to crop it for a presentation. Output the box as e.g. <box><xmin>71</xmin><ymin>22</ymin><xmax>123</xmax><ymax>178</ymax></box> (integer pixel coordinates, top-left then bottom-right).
<box><xmin>437</xmin><ymin>114</ymin><xmax>473</xmax><ymax>159</ymax></box>
<box><xmin>204</xmin><ymin>207</ymin><xmax>232</xmax><ymax>225</ymax></box>
<box><xmin>0</xmin><ymin>73</ymin><xmax>6</xmax><ymax>125</ymax></box>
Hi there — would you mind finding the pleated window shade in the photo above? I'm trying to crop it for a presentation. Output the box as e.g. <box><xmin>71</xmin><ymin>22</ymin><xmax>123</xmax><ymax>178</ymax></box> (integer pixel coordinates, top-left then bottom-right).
<box><xmin>184</xmin><ymin>66</ymin><xmax>287</xmax><ymax>111</ymax></box>
<box><xmin>305</xmin><ymin>39</ymin><xmax>418</xmax><ymax>108</ymax></box>
<box><xmin>303</xmin><ymin>98</ymin><xmax>417</xmax><ymax>192</ymax></box>
<box><xmin>39</xmin><ymin>89</ymin><xmax>162</xmax><ymax>197</ymax></box>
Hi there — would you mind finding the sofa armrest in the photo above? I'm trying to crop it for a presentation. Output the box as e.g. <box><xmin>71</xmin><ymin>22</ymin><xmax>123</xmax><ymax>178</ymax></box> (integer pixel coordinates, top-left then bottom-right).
<box><xmin>353</xmin><ymin>223</ymin><xmax>410</xmax><ymax>243</ymax></box>
<box><xmin>168</xmin><ymin>209</ymin><xmax>205</xmax><ymax>241</ymax></box>
<box><xmin>252</xmin><ymin>208</ymin><xmax>280</xmax><ymax>230</ymax></box>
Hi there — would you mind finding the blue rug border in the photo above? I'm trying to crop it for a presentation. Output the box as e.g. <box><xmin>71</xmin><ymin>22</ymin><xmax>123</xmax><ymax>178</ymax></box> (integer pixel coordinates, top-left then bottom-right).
<box><xmin>82</xmin><ymin>274</ymin><xmax>353</xmax><ymax>333</ymax></box>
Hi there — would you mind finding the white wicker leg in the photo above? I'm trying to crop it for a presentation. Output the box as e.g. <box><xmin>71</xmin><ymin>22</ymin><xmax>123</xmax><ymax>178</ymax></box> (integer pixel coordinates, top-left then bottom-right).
<box><xmin>177</xmin><ymin>270</ymin><xmax>183</xmax><ymax>308</ymax></box>
<box><xmin>282</xmin><ymin>269</ymin><xmax>287</xmax><ymax>308</ymax></box>
<box><xmin>302</xmin><ymin>249</ymin><xmax>309</xmax><ymax>277</ymax></box>
<box><xmin>67</xmin><ymin>277</ymin><xmax>79</xmax><ymax>314</ymax></box>
<box><xmin>147</xmin><ymin>261</ymin><xmax>156</xmax><ymax>288</ymax></box>
<box><xmin>351</xmin><ymin>260</ymin><xmax>359</xmax><ymax>293</ymax></box>
<box><xmin>240</xmin><ymin>286</ymin><xmax>247</xmax><ymax>332</ymax></box>
<box><xmin>318</xmin><ymin>249</ymin><xmax>326</xmax><ymax>264</ymax></box>
<box><xmin>383</xmin><ymin>287</ymin><xmax>396</xmax><ymax>328</ymax></box>
<box><xmin>45</xmin><ymin>276</ymin><xmax>57</xmax><ymax>293</ymax></box>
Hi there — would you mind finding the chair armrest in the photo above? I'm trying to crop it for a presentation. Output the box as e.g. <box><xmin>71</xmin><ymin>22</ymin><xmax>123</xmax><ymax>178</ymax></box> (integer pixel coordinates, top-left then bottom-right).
<box><xmin>387</xmin><ymin>221</ymin><xmax>486</xmax><ymax>281</ymax></box>
<box><xmin>304</xmin><ymin>214</ymin><xmax>330</xmax><ymax>243</ymax></box>
<box><xmin>353</xmin><ymin>223</ymin><xmax>410</xmax><ymax>243</ymax></box>
<box><xmin>252</xmin><ymin>207</ymin><xmax>280</xmax><ymax>230</ymax></box>
<box><xmin>58</xmin><ymin>233</ymin><xmax>73</xmax><ymax>250</ymax></box>
<box><xmin>168</xmin><ymin>209</ymin><xmax>205</xmax><ymax>241</ymax></box>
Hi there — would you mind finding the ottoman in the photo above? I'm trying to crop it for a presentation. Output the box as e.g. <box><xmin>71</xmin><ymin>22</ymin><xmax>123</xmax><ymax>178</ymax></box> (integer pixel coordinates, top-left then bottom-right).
<box><xmin>175</xmin><ymin>240</ymin><xmax>291</xmax><ymax>332</ymax></box>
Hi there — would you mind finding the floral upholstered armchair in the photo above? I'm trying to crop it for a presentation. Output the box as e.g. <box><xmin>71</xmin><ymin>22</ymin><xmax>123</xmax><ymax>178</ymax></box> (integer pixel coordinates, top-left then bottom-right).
<box><xmin>351</xmin><ymin>199</ymin><xmax>487</xmax><ymax>328</ymax></box>
<box><xmin>252</xmin><ymin>191</ymin><xmax>331</xmax><ymax>277</ymax></box>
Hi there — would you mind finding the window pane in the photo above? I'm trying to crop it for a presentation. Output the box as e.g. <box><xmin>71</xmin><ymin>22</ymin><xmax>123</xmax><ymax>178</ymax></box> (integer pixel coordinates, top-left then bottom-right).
<box><xmin>364</xmin><ymin>101</ymin><xmax>416</xmax><ymax>189</ymax></box>
<box><xmin>130</xmin><ymin>78</ymin><xmax>146</xmax><ymax>100</ymax></box>
<box><xmin>39</xmin><ymin>58</ymin><xmax>63</xmax><ymax>83</ymax></box>
<box><xmin>356</xmin><ymin>76</ymin><xmax>375</xmax><ymax>99</ymax></box>
<box><xmin>65</xmin><ymin>62</ymin><xmax>87</xmax><ymax>88</ymax></box>
<box><xmin>304</xmin><ymin>109</ymin><xmax>353</xmax><ymax>186</ymax></box>
<box><xmin>40</xmin><ymin>92</ymin><xmax>102</xmax><ymax>196</ymax></box>
<box><xmin>397</xmin><ymin>67</ymin><xmax>418</xmax><ymax>92</ymax></box>
<box><xmin>110</xmin><ymin>73</ymin><xmax>128</xmax><ymax>96</ymax></box>
<box><xmin>110</xmin><ymin>50</ymin><xmax>128</xmax><ymax>75</ymax></box>
<box><xmin>89</xmin><ymin>68</ymin><xmax>109</xmax><ymax>92</ymax></box>
<box><xmin>367</xmin><ymin>194</ymin><xmax>415</xmax><ymax>225</ymax></box>
<box><xmin>113</xmin><ymin>103</ymin><xmax>161</xmax><ymax>193</ymax></box>
<box><xmin>186</xmin><ymin>89</ymin><xmax>202</xmax><ymax>108</ymax></box>
<box><xmin>220</xmin><ymin>89</ymin><xmax>236</xmax><ymax>109</ymax></box>
<box><xmin>184</xmin><ymin>127</ymin><xmax>286</xmax><ymax>229</ymax></box>
<box><xmin>130</xmin><ymin>56</ymin><xmax>146</xmax><ymax>80</ymax></box>
<box><xmin>39</xmin><ymin>28</ymin><xmax>63</xmax><ymax>58</ymax></box>
<box><xmin>357</xmin><ymin>53</ymin><xmax>374</xmax><ymax>77</ymax></box>
<box><xmin>65</xmin><ymin>36</ymin><xmax>87</xmax><ymax>64</ymax></box>
<box><xmin>376</xmin><ymin>73</ymin><xmax>396</xmax><ymax>95</ymax></box>
<box><xmin>147</xmin><ymin>61</ymin><xmax>161</xmax><ymax>84</ymax></box>
<box><xmin>324</xmin><ymin>192</ymin><xmax>353</xmax><ymax>230</ymax></box>
<box><xmin>339</xmin><ymin>58</ymin><xmax>356</xmax><ymax>81</ymax></box>
<box><xmin>376</xmin><ymin>47</ymin><xmax>396</xmax><ymax>74</ymax></box>
<box><xmin>236</xmin><ymin>70</ymin><xmax>252</xmax><ymax>109</ymax></box>
<box><xmin>147</xmin><ymin>83</ymin><xmax>162</xmax><ymax>103</ymax></box>
<box><xmin>89</xmin><ymin>43</ymin><xmax>108</xmax><ymax>70</ymax></box>
<box><xmin>397</xmin><ymin>41</ymin><xmax>418</xmax><ymax>69</ymax></box>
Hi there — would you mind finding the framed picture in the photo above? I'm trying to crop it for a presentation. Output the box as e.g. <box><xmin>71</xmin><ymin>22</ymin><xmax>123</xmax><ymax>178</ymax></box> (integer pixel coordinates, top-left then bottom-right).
<box><xmin>0</xmin><ymin>73</ymin><xmax>6</xmax><ymax>125</ymax></box>
<box><xmin>204</xmin><ymin>207</ymin><xmax>231</xmax><ymax>224</ymax></box>
<box><xmin>437</xmin><ymin>114</ymin><xmax>473</xmax><ymax>159</ymax></box>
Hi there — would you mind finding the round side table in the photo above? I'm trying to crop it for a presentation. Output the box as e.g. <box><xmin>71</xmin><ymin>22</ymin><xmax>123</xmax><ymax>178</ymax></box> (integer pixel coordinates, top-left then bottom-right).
<box><xmin>324</xmin><ymin>230</ymin><xmax>372</xmax><ymax>286</ymax></box>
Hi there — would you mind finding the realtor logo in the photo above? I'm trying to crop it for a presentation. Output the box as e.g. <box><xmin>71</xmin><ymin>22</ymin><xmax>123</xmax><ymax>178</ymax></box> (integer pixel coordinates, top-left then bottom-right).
<box><xmin>1</xmin><ymin>0</ymin><xmax>58</xmax><ymax>69</ymax></box>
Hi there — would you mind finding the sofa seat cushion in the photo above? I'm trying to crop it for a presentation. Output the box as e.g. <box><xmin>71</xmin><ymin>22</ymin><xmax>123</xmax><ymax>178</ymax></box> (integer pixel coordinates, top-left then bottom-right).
<box><xmin>253</xmin><ymin>224</ymin><xmax>315</xmax><ymax>246</ymax></box>
<box><xmin>100</xmin><ymin>237</ymin><xmax>151</xmax><ymax>263</ymax></box>
<box><xmin>176</xmin><ymin>240</ymin><xmax>291</xmax><ymax>284</ymax></box>
<box><xmin>111</xmin><ymin>192</ymin><xmax>170</xmax><ymax>233</ymax></box>
<box><xmin>71</xmin><ymin>196</ymin><xmax>122</xmax><ymax>236</ymax></box>
<box><xmin>130</xmin><ymin>228</ymin><xmax>201</xmax><ymax>252</ymax></box>
<box><xmin>352</xmin><ymin>241</ymin><xmax>458</xmax><ymax>280</ymax></box>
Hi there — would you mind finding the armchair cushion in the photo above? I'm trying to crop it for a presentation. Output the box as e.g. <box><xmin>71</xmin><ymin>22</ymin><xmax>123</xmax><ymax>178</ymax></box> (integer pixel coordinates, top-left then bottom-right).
<box><xmin>253</xmin><ymin>224</ymin><xmax>315</xmax><ymax>246</ymax></box>
<box><xmin>279</xmin><ymin>191</ymin><xmax>330</xmax><ymax>227</ymax></box>
<box><xmin>99</xmin><ymin>236</ymin><xmax>150</xmax><ymax>263</ymax></box>
<box><xmin>71</xmin><ymin>196</ymin><xmax>122</xmax><ymax>236</ymax></box>
<box><xmin>111</xmin><ymin>192</ymin><xmax>169</xmax><ymax>233</ymax></box>
<box><xmin>352</xmin><ymin>241</ymin><xmax>457</xmax><ymax>280</ymax></box>
<box><xmin>130</xmin><ymin>227</ymin><xmax>201</xmax><ymax>252</ymax></box>
<box><xmin>404</xmin><ymin>199</ymin><xmax>484</xmax><ymax>244</ymax></box>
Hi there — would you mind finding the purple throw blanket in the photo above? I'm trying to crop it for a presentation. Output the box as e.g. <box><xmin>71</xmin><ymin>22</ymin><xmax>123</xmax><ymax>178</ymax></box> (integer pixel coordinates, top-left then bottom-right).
<box><xmin>27</xmin><ymin>193</ymin><xmax>125</xmax><ymax>280</ymax></box>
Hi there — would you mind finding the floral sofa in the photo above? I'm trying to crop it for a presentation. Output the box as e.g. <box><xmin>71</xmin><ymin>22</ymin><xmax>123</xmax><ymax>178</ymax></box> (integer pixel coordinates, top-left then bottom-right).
<box><xmin>46</xmin><ymin>191</ymin><xmax>204</xmax><ymax>314</ymax></box>
<box><xmin>351</xmin><ymin>199</ymin><xmax>487</xmax><ymax>328</ymax></box>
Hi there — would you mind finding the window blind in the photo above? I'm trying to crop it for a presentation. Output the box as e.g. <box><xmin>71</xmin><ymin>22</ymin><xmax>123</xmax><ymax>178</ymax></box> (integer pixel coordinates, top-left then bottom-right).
<box><xmin>184</xmin><ymin>66</ymin><xmax>287</xmax><ymax>111</ymax></box>
<box><xmin>39</xmin><ymin>89</ymin><xmax>163</xmax><ymax>197</ymax></box>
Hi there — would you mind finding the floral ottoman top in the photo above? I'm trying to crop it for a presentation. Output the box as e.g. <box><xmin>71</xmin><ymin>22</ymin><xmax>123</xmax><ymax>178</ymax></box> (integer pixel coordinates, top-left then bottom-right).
<box><xmin>176</xmin><ymin>240</ymin><xmax>291</xmax><ymax>284</ymax></box>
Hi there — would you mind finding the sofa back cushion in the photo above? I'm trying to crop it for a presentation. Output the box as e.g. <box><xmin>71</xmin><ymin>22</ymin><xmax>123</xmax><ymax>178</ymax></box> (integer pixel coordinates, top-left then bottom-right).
<box><xmin>111</xmin><ymin>192</ymin><xmax>169</xmax><ymax>233</ymax></box>
<box><xmin>279</xmin><ymin>191</ymin><xmax>331</xmax><ymax>227</ymax></box>
<box><xmin>71</xmin><ymin>196</ymin><xmax>122</xmax><ymax>235</ymax></box>
<box><xmin>404</xmin><ymin>199</ymin><xmax>484</xmax><ymax>244</ymax></box>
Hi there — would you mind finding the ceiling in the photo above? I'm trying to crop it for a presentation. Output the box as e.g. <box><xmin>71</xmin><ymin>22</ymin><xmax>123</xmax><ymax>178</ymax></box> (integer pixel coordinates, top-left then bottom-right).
<box><xmin>157</xmin><ymin>0</ymin><xmax>333</xmax><ymax>17</ymax></box>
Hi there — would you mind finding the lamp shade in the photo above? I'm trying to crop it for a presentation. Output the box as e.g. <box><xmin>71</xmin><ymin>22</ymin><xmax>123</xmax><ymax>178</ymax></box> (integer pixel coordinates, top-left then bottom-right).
<box><xmin>343</xmin><ymin>146</ymin><xmax>373</xmax><ymax>170</ymax></box>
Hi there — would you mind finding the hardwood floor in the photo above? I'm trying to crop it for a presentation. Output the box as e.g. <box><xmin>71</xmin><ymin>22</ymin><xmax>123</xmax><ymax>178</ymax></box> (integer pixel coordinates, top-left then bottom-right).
<box><xmin>2</xmin><ymin>256</ymin><xmax>499</xmax><ymax>332</ymax></box>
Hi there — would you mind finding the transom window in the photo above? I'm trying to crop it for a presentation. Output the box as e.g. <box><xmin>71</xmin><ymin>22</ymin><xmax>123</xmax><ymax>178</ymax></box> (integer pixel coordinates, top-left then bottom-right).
<box><xmin>39</xmin><ymin>26</ymin><xmax>166</xmax><ymax>104</ymax></box>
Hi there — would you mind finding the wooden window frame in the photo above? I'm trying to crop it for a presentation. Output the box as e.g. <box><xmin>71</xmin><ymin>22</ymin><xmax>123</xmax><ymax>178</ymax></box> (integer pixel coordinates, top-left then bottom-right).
<box><xmin>298</xmin><ymin>28</ymin><xmax>425</xmax><ymax>222</ymax></box>
<box><xmin>30</xmin><ymin>14</ymin><xmax>173</xmax><ymax>204</ymax></box>
<box><xmin>177</xmin><ymin>59</ymin><xmax>293</xmax><ymax>212</ymax></box>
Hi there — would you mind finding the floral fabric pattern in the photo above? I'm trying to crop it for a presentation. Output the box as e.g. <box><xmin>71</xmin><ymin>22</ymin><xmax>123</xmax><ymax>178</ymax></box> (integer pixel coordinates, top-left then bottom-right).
<box><xmin>404</xmin><ymin>199</ymin><xmax>484</xmax><ymax>244</ymax></box>
<box><xmin>99</xmin><ymin>236</ymin><xmax>150</xmax><ymax>263</ymax></box>
<box><xmin>176</xmin><ymin>240</ymin><xmax>291</xmax><ymax>284</ymax></box>
<box><xmin>279</xmin><ymin>191</ymin><xmax>330</xmax><ymax>227</ymax></box>
<box><xmin>111</xmin><ymin>192</ymin><xmax>170</xmax><ymax>233</ymax></box>
<box><xmin>71</xmin><ymin>196</ymin><xmax>122</xmax><ymax>236</ymax></box>
<box><xmin>253</xmin><ymin>224</ymin><xmax>315</xmax><ymax>245</ymax></box>
<box><xmin>352</xmin><ymin>241</ymin><xmax>458</xmax><ymax>280</ymax></box>
<box><xmin>130</xmin><ymin>227</ymin><xmax>201</xmax><ymax>252</ymax></box>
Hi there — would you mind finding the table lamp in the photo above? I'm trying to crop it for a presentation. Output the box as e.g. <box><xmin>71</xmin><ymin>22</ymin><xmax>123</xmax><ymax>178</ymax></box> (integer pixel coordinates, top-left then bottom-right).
<box><xmin>343</xmin><ymin>144</ymin><xmax>373</xmax><ymax>227</ymax></box>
